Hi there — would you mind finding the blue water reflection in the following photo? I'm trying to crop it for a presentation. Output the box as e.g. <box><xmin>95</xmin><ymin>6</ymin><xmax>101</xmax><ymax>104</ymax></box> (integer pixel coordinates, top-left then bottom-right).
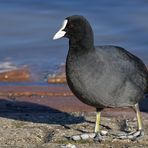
<box><xmin>0</xmin><ymin>0</ymin><xmax>147</xmax><ymax>81</ymax></box>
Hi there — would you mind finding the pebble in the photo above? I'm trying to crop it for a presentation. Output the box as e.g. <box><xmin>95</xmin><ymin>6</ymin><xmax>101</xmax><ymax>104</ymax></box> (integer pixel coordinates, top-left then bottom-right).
<box><xmin>71</xmin><ymin>132</ymin><xmax>107</xmax><ymax>141</ymax></box>
<box><xmin>71</xmin><ymin>133</ymin><xmax>96</xmax><ymax>141</ymax></box>
<box><xmin>67</xmin><ymin>143</ymin><xmax>77</xmax><ymax>148</ymax></box>
<box><xmin>72</xmin><ymin>135</ymin><xmax>81</xmax><ymax>141</ymax></box>
<box><xmin>89</xmin><ymin>133</ymin><xmax>95</xmax><ymax>138</ymax></box>
<box><xmin>61</xmin><ymin>143</ymin><xmax>77</xmax><ymax>148</ymax></box>
<box><xmin>100</xmin><ymin>130</ymin><xmax>108</xmax><ymax>136</ymax></box>
<box><xmin>80</xmin><ymin>134</ymin><xmax>89</xmax><ymax>140</ymax></box>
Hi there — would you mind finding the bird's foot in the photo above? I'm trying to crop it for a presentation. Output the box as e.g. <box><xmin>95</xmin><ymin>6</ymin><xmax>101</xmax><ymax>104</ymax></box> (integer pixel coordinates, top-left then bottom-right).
<box><xmin>113</xmin><ymin>129</ymin><xmax>144</xmax><ymax>141</ymax></box>
<box><xmin>93</xmin><ymin>132</ymin><xmax>103</xmax><ymax>142</ymax></box>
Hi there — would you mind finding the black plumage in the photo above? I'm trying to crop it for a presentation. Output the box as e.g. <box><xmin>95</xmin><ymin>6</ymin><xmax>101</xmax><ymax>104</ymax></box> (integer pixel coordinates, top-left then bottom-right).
<box><xmin>53</xmin><ymin>15</ymin><xmax>148</xmax><ymax>140</ymax></box>
<box><xmin>64</xmin><ymin>16</ymin><xmax>148</xmax><ymax>109</ymax></box>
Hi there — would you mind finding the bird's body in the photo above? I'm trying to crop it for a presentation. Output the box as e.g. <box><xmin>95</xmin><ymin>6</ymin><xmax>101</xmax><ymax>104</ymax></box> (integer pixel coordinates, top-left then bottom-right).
<box><xmin>53</xmin><ymin>15</ymin><xmax>148</xmax><ymax>141</ymax></box>
<box><xmin>66</xmin><ymin>45</ymin><xmax>148</xmax><ymax>108</ymax></box>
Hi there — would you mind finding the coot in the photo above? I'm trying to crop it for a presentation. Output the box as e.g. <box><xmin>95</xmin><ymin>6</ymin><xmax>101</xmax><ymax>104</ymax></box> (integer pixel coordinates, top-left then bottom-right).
<box><xmin>53</xmin><ymin>15</ymin><xmax>148</xmax><ymax>141</ymax></box>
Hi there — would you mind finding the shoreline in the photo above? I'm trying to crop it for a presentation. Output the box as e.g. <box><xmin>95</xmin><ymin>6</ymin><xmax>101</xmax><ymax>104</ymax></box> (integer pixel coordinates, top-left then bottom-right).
<box><xmin>0</xmin><ymin>84</ymin><xmax>146</xmax><ymax>118</ymax></box>
<box><xmin>0</xmin><ymin>66</ymin><xmax>146</xmax><ymax>117</ymax></box>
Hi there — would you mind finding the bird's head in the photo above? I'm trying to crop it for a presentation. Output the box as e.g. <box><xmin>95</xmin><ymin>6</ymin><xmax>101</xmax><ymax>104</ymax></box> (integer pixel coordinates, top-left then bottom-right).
<box><xmin>53</xmin><ymin>15</ymin><xmax>93</xmax><ymax>43</ymax></box>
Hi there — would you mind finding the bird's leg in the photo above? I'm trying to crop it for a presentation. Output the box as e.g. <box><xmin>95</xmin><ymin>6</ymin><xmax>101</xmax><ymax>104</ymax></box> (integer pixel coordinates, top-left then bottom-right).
<box><xmin>132</xmin><ymin>103</ymin><xmax>144</xmax><ymax>139</ymax></box>
<box><xmin>115</xmin><ymin>103</ymin><xmax>144</xmax><ymax>140</ymax></box>
<box><xmin>94</xmin><ymin>108</ymin><xmax>102</xmax><ymax>142</ymax></box>
<box><xmin>135</xmin><ymin>103</ymin><xmax>142</xmax><ymax>130</ymax></box>
<box><xmin>69</xmin><ymin>108</ymin><xmax>104</xmax><ymax>141</ymax></box>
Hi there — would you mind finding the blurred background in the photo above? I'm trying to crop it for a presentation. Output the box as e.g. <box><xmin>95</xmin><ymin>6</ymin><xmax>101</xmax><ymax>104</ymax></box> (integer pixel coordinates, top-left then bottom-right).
<box><xmin>0</xmin><ymin>0</ymin><xmax>148</xmax><ymax>84</ymax></box>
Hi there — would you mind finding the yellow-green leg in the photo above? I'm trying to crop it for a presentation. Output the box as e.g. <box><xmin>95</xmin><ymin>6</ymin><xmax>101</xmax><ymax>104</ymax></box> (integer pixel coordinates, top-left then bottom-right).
<box><xmin>94</xmin><ymin>108</ymin><xmax>102</xmax><ymax>141</ymax></box>
<box><xmin>129</xmin><ymin>103</ymin><xmax>144</xmax><ymax>139</ymax></box>
<box><xmin>70</xmin><ymin>108</ymin><xmax>103</xmax><ymax>141</ymax></box>
<box><xmin>134</xmin><ymin>103</ymin><xmax>143</xmax><ymax>131</ymax></box>
<box><xmin>95</xmin><ymin>111</ymin><xmax>101</xmax><ymax>133</ymax></box>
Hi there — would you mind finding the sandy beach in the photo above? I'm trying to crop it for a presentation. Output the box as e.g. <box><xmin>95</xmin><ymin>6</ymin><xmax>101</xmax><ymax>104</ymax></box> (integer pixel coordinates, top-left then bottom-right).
<box><xmin>0</xmin><ymin>110</ymin><xmax>147</xmax><ymax>147</ymax></box>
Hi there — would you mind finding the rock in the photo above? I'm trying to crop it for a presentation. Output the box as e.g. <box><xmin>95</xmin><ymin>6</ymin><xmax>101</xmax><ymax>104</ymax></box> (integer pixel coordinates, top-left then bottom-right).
<box><xmin>66</xmin><ymin>143</ymin><xmax>77</xmax><ymax>148</ymax></box>
<box><xmin>47</xmin><ymin>74</ymin><xmax>66</xmax><ymax>84</ymax></box>
<box><xmin>89</xmin><ymin>133</ymin><xmax>95</xmax><ymax>138</ymax></box>
<box><xmin>0</xmin><ymin>68</ymin><xmax>31</xmax><ymax>82</ymax></box>
<box><xmin>61</xmin><ymin>143</ymin><xmax>77</xmax><ymax>148</ymax></box>
<box><xmin>47</xmin><ymin>63</ymin><xmax>67</xmax><ymax>84</ymax></box>
<box><xmin>100</xmin><ymin>130</ymin><xmax>108</xmax><ymax>136</ymax></box>
<box><xmin>80</xmin><ymin>133</ymin><xmax>89</xmax><ymax>140</ymax></box>
<box><xmin>71</xmin><ymin>135</ymin><xmax>81</xmax><ymax>141</ymax></box>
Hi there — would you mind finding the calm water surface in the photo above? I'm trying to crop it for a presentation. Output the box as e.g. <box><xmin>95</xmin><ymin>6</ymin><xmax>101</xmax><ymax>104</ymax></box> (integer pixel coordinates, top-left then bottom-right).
<box><xmin>0</xmin><ymin>0</ymin><xmax>148</xmax><ymax>82</ymax></box>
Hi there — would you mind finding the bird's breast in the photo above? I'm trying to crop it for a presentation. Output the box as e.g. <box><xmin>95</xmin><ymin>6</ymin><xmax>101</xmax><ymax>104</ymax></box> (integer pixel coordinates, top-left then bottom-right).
<box><xmin>65</xmin><ymin>54</ymin><xmax>106</xmax><ymax>107</ymax></box>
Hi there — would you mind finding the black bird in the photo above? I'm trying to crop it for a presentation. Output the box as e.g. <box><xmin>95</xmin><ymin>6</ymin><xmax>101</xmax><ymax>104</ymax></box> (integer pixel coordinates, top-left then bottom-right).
<box><xmin>53</xmin><ymin>15</ymin><xmax>148</xmax><ymax>141</ymax></box>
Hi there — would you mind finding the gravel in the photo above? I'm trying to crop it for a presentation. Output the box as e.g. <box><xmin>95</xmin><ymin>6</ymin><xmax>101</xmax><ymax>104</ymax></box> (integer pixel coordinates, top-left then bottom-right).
<box><xmin>0</xmin><ymin>112</ymin><xmax>147</xmax><ymax>147</ymax></box>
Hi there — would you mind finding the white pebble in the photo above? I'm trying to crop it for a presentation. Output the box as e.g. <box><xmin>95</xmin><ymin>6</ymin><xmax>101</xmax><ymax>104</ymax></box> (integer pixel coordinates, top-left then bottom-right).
<box><xmin>80</xmin><ymin>134</ymin><xmax>89</xmax><ymax>140</ymax></box>
<box><xmin>100</xmin><ymin>130</ymin><xmax>108</xmax><ymax>136</ymax></box>
<box><xmin>66</xmin><ymin>143</ymin><xmax>77</xmax><ymax>148</ymax></box>
<box><xmin>72</xmin><ymin>135</ymin><xmax>81</xmax><ymax>141</ymax></box>
<box><xmin>61</xmin><ymin>143</ymin><xmax>77</xmax><ymax>148</ymax></box>
<box><xmin>89</xmin><ymin>133</ymin><xmax>95</xmax><ymax>138</ymax></box>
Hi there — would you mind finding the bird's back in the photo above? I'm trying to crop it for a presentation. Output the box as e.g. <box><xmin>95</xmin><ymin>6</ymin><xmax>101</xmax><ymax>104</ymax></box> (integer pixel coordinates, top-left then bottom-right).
<box><xmin>97</xmin><ymin>45</ymin><xmax>148</xmax><ymax>93</ymax></box>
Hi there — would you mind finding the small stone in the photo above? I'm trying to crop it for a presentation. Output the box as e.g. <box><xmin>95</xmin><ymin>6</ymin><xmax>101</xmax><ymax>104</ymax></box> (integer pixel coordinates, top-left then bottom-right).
<box><xmin>66</xmin><ymin>143</ymin><xmax>77</xmax><ymax>148</ymax></box>
<box><xmin>72</xmin><ymin>135</ymin><xmax>81</xmax><ymax>141</ymax></box>
<box><xmin>89</xmin><ymin>133</ymin><xmax>95</xmax><ymax>138</ymax></box>
<box><xmin>100</xmin><ymin>130</ymin><xmax>108</xmax><ymax>136</ymax></box>
<box><xmin>80</xmin><ymin>134</ymin><xmax>89</xmax><ymax>140</ymax></box>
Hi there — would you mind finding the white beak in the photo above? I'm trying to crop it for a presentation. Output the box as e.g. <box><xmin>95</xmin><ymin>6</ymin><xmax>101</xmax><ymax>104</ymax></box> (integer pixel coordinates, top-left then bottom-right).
<box><xmin>53</xmin><ymin>19</ymin><xmax>68</xmax><ymax>40</ymax></box>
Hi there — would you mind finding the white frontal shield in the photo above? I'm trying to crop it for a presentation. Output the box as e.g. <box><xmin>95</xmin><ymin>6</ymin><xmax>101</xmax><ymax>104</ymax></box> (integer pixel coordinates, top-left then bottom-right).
<box><xmin>53</xmin><ymin>19</ymin><xmax>68</xmax><ymax>40</ymax></box>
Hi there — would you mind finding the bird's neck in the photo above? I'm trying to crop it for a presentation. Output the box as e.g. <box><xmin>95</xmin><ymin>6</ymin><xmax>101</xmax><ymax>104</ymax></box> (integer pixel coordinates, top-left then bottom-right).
<box><xmin>69</xmin><ymin>32</ymin><xmax>95</xmax><ymax>55</ymax></box>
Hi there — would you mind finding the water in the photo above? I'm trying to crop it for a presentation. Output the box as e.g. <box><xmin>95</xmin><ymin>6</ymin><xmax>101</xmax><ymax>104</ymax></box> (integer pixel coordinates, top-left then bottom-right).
<box><xmin>0</xmin><ymin>0</ymin><xmax>148</xmax><ymax>82</ymax></box>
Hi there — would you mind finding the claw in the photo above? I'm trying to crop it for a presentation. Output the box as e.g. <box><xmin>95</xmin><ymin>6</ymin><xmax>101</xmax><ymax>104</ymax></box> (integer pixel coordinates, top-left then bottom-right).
<box><xmin>114</xmin><ymin>130</ymin><xmax>144</xmax><ymax>140</ymax></box>
<box><xmin>94</xmin><ymin>133</ymin><xmax>103</xmax><ymax>142</ymax></box>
